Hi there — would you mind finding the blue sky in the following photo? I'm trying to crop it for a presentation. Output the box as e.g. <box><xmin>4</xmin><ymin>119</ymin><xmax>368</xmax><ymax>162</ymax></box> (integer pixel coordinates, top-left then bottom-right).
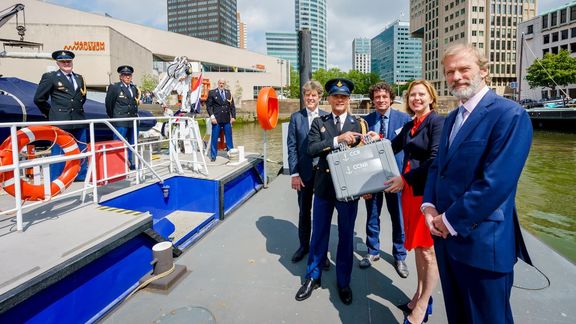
<box><xmin>47</xmin><ymin>0</ymin><xmax>570</xmax><ymax>71</ymax></box>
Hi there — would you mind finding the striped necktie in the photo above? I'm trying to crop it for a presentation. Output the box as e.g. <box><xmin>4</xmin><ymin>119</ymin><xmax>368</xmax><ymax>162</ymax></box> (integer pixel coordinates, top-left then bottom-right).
<box><xmin>380</xmin><ymin>114</ymin><xmax>387</xmax><ymax>139</ymax></box>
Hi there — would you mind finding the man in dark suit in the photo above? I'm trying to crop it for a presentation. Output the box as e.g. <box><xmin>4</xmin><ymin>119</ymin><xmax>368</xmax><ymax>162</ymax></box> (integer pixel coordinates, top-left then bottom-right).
<box><xmin>422</xmin><ymin>44</ymin><xmax>533</xmax><ymax>324</ymax></box>
<box><xmin>34</xmin><ymin>50</ymin><xmax>87</xmax><ymax>181</ymax></box>
<box><xmin>360</xmin><ymin>82</ymin><xmax>411</xmax><ymax>278</ymax></box>
<box><xmin>105</xmin><ymin>65</ymin><xmax>140</xmax><ymax>165</ymax></box>
<box><xmin>206</xmin><ymin>79</ymin><xmax>236</xmax><ymax>162</ymax></box>
<box><xmin>287</xmin><ymin>80</ymin><xmax>329</xmax><ymax>265</ymax></box>
<box><xmin>295</xmin><ymin>78</ymin><xmax>365</xmax><ymax>305</ymax></box>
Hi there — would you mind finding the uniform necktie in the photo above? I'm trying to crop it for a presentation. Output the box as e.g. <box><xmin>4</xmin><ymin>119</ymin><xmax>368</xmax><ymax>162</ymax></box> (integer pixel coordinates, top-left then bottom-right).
<box><xmin>220</xmin><ymin>89</ymin><xmax>225</xmax><ymax>101</ymax></box>
<box><xmin>380</xmin><ymin>114</ymin><xmax>388</xmax><ymax>139</ymax></box>
<box><xmin>335</xmin><ymin>115</ymin><xmax>342</xmax><ymax>133</ymax></box>
<box><xmin>67</xmin><ymin>74</ymin><xmax>77</xmax><ymax>90</ymax></box>
<box><xmin>449</xmin><ymin>106</ymin><xmax>468</xmax><ymax>146</ymax></box>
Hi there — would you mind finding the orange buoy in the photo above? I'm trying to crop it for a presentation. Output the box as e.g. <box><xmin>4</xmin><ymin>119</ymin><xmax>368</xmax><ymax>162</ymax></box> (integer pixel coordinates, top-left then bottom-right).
<box><xmin>0</xmin><ymin>126</ymin><xmax>81</xmax><ymax>201</ymax></box>
<box><xmin>256</xmin><ymin>87</ymin><xmax>279</xmax><ymax>130</ymax></box>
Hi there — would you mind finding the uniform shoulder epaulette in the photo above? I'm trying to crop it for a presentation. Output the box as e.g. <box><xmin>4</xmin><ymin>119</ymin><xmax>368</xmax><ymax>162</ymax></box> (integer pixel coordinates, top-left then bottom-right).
<box><xmin>356</xmin><ymin>116</ymin><xmax>368</xmax><ymax>135</ymax></box>
<box><xmin>320</xmin><ymin>114</ymin><xmax>331</xmax><ymax>121</ymax></box>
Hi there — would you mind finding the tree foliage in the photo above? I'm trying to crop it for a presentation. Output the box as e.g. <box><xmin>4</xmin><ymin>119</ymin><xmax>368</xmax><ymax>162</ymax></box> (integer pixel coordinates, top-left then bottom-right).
<box><xmin>525</xmin><ymin>50</ymin><xmax>576</xmax><ymax>91</ymax></box>
<box><xmin>140</xmin><ymin>73</ymin><xmax>159</xmax><ymax>92</ymax></box>
<box><xmin>286</xmin><ymin>67</ymin><xmax>382</xmax><ymax>99</ymax></box>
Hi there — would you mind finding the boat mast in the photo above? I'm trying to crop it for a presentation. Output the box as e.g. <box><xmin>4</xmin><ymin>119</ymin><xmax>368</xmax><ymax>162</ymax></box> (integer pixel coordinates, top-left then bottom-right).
<box><xmin>518</xmin><ymin>32</ymin><xmax>524</xmax><ymax>101</ymax></box>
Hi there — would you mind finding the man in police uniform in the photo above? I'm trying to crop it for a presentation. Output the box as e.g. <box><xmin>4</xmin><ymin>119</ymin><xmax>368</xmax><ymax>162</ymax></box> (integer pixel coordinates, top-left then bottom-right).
<box><xmin>205</xmin><ymin>79</ymin><xmax>236</xmax><ymax>162</ymax></box>
<box><xmin>295</xmin><ymin>78</ymin><xmax>365</xmax><ymax>305</ymax></box>
<box><xmin>34</xmin><ymin>50</ymin><xmax>88</xmax><ymax>181</ymax></box>
<box><xmin>105</xmin><ymin>65</ymin><xmax>140</xmax><ymax>165</ymax></box>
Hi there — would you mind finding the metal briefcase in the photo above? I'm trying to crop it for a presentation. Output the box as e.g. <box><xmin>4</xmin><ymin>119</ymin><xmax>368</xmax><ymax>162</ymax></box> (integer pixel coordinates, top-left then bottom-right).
<box><xmin>327</xmin><ymin>139</ymin><xmax>400</xmax><ymax>202</ymax></box>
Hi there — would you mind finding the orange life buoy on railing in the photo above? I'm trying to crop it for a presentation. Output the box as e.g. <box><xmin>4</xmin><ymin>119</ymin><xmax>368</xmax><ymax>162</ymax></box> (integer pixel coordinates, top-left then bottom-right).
<box><xmin>256</xmin><ymin>87</ymin><xmax>279</xmax><ymax>130</ymax></box>
<box><xmin>0</xmin><ymin>126</ymin><xmax>81</xmax><ymax>201</ymax></box>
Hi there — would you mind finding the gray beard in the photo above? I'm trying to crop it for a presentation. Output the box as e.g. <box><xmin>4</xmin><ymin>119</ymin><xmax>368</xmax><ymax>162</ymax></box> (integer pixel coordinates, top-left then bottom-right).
<box><xmin>449</xmin><ymin>74</ymin><xmax>483</xmax><ymax>101</ymax></box>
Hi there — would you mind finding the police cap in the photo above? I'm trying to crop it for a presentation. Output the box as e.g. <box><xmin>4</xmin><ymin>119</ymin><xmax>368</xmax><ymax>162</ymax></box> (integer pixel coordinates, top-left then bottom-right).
<box><xmin>117</xmin><ymin>65</ymin><xmax>134</xmax><ymax>75</ymax></box>
<box><xmin>51</xmin><ymin>50</ymin><xmax>75</xmax><ymax>61</ymax></box>
<box><xmin>325</xmin><ymin>78</ymin><xmax>354</xmax><ymax>96</ymax></box>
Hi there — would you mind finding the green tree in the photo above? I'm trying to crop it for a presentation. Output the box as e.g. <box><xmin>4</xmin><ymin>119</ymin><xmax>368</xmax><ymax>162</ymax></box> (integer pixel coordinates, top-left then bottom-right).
<box><xmin>312</xmin><ymin>68</ymin><xmax>346</xmax><ymax>88</ymax></box>
<box><xmin>288</xmin><ymin>67</ymin><xmax>300</xmax><ymax>98</ymax></box>
<box><xmin>525</xmin><ymin>50</ymin><xmax>576</xmax><ymax>94</ymax></box>
<box><xmin>140</xmin><ymin>73</ymin><xmax>158</xmax><ymax>92</ymax></box>
<box><xmin>347</xmin><ymin>70</ymin><xmax>380</xmax><ymax>95</ymax></box>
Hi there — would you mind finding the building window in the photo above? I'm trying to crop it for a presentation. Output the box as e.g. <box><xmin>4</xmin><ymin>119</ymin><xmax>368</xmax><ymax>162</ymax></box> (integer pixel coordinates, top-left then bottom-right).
<box><xmin>544</xmin><ymin>34</ymin><xmax>550</xmax><ymax>44</ymax></box>
<box><xmin>551</xmin><ymin>12</ymin><xmax>558</xmax><ymax>26</ymax></box>
<box><xmin>543</xmin><ymin>48</ymin><xmax>550</xmax><ymax>55</ymax></box>
<box><xmin>542</xmin><ymin>15</ymin><xmax>548</xmax><ymax>29</ymax></box>
<box><xmin>527</xmin><ymin>25</ymin><xmax>533</xmax><ymax>34</ymax></box>
<box><xmin>571</xmin><ymin>42</ymin><xmax>576</xmax><ymax>53</ymax></box>
<box><xmin>552</xmin><ymin>32</ymin><xmax>559</xmax><ymax>42</ymax></box>
<box><xmin>560</xmin><ymin>8</ymin><xmax>567</xmax><ymax>24</ymax></box>
<box><xmin>571</xmin><ymin>5</ymin><xmax>576</xmax><ymax>21</ymax></box>
<box><xmin>562</xmin><ymin>29</ymin><xmax>569</xmax><ymax>40</ymax></box>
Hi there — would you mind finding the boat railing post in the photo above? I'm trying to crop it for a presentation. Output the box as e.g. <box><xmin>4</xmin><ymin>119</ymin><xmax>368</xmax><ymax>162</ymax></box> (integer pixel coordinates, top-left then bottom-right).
<box><xmin>89</xmin><ymin>122</ymin><xmax>98</xmax><ymax>203</ymax></box>
<box><xmin>10</xmin><ymin>125</ymin><xmax>23</xmax><ymax>231</ymax></box>
<box><xmin>263</xmin><ymin>129</ymin><xmax>268</xmax><ymax>188</ymax></box>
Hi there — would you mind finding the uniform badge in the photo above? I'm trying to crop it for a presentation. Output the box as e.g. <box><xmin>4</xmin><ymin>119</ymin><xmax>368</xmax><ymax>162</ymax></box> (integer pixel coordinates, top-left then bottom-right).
<box><xmin>320</xmin><ymin>126</ymin><xmax>326</xmax><ymax>133</ymax></box>
<box><xmin>58</xmin><ymin>81</ymin><xmax>63</xmax><ymax>87</ymax></box>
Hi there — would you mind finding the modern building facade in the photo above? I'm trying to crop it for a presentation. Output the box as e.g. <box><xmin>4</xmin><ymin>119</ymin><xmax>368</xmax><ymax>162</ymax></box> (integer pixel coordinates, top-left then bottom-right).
<box><xmin>266</xmin><ymin>32</ymin><xmax>298</xmax><ymax>72</ymax></box>
<box><xmin>371</xmin><ymin>20</ymin><xmax>422</xmax><ymax>85</ymax></box>
<box><xmin>295</xmin><ymin>0</ymin><xmax>327</xmax><ymax>71</ymax></box>
<box><xmin>352</xmin><ymin>38</ymin><xmax>371</xmax><ymax>73</ymax></box>
<box><xmin>1</xmin><ymin>0</ymin><xmax>286</xmax><ymax>103</ymax></box>
<box><xmin>167</xmin><ymin>0</ymin><xmax>238</xmax><ymax>47</ymax></box>
<box><xmin>237</xmin><ymin>11</ymin><xmax>247</xmax><ymax>49</ymax></box>
<box><xmin>517</xmin><ymin>1</ymin><xmax>576</xmax><ymax>100</ymax></box>
<box><xmin>409</xmin><ymin>0</ymin><xmax>537</xmax><ymax>97</ymax></box>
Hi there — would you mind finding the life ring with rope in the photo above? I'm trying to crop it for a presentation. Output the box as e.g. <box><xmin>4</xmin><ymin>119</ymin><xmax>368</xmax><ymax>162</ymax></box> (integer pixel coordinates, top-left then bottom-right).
<box><xmin>0</xmin><ymin>126</ymin><xmax>81</xmax><ymax>201</ymax></box>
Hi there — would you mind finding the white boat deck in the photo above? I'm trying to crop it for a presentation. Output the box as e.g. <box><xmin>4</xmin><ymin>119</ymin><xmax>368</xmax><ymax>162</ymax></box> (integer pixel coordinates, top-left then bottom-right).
<box><xmin>103</xmin><ymin>175</ymin><xmax>576</xmax><ymax>324</ymax></box>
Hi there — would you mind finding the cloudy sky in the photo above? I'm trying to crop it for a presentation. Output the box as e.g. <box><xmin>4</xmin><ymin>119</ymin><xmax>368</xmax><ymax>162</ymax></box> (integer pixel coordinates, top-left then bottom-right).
<box><xmin>48</xmin><ymin>0</ymin><xmax>569</xmax><ymax>71</ymax></box>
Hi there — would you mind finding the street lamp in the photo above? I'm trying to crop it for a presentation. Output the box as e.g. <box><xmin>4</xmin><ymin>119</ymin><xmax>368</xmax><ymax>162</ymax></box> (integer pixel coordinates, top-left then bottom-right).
<box><xmin>277</xmin><ymin>59</ymin><xmax>283</xmax><ymax>98</ymax></box>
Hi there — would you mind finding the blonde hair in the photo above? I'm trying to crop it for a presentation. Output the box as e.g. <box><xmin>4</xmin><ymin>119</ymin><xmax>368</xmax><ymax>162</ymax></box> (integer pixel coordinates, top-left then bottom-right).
<box><xmin>302</xmin><ymin>80</ymin><xmax>324</xmax><ymax>96</ymax></box>
<box><xmin>404</xmin><ymin>80</ymin><xmax>438</xmax><ymax>116</ymax></box>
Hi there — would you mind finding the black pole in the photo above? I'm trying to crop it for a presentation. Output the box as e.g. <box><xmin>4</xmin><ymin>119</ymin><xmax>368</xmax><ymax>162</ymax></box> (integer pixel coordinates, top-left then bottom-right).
<box><xmin>298</xmin><ymin>28</ymin><xmax>312</xmax><ymax>109</ymax></box>
<box><xmin>518</xmin><ymin>32</ymin><xmax>524</xmax><ymax>102</ymax></box>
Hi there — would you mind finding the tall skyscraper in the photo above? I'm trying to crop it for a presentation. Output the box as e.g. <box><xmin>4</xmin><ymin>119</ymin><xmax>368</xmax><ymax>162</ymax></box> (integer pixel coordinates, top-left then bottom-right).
<box><xmin>295</xmin><ymin>0</ymin><xmax>327</xmax><ymax>71</ymax></box>
<box><xmin>409</xmin><ymin>0</ymin><xmax>537</xmax><ymax>97</ymax></box>
<box><xmin>237</xmin><ymin>11</ymin><xmax>247</xmax><ymax>49</ymax></box>
<box><xmin>167</xmin><ymin>0</ymin><xmax>238</xmax><ymax>47</ymax></box>
<box><xmin>371</xmin><ymin>20</ymin><xmax>422</xmax><ymax>85</ymax></box>
<box><xmin>266</xmin><ymin>32</ymin><xmax>298</xmax><ymax>71</ymax></box>
<box><xmin>352</xmin><ymin>38</ymin><xmax>371</xmax><ymax>73</ymax></box>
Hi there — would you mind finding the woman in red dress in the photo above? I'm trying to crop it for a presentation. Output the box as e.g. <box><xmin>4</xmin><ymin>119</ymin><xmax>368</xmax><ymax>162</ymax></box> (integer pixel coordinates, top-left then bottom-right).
<box><xmin>384</xmin><ymin>80</ymin><xmax>445</xmax><ymax>324</ymax></box>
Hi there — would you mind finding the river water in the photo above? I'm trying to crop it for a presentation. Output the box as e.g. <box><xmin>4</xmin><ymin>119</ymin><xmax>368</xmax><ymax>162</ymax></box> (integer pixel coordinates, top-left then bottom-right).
<box><xmin>231</xmin><ymin>123</ymin><xmax>576</xmax><ymax>264</ymax></box>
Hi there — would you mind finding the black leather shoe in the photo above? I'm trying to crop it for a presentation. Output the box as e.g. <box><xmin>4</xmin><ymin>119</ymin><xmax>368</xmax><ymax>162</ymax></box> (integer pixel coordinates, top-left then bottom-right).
<box><xmin>322</xmin><ymin>258</ymin><xmax>330</xmax><ymax>271</ymax></box>
<box><xmin>295</xmin><ymin>278</ymin><xmax>321</xmax><ymax>301</ymax></box>
<box><xmin>338</xmin><ymin>286</ymin><xmax>353</xmax><ymax>305</ymax></box>
<box><xmin>395</xmin><ymin>260</ymin><xmax>409</xmax><ymax>278</ymax></box>
<box><xmin>291</xmin><ymin>247</ymin><xmax>309</xmax><ymax>263</ymax></box>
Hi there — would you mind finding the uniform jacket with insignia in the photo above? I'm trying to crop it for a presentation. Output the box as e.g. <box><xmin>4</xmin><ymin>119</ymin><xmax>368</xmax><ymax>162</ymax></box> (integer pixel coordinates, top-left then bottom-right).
<box><xmin>206</xmin><ymin>88</ymin><xmax>236</xmax><ymax>123</ymax></box>
<box><xmin>105</xmin><ymin>82</ymin><xmax>139</xmax><ymax>127</ymax></box>
<box><xmin>33</xmin><ymin>70</ymin><xmax>86</xmax><ymax>129</ymax></box>
<box><xmin>307</xmin><ymin>113</ymin><xmax>366</xmax><ymax>199</ymax></box>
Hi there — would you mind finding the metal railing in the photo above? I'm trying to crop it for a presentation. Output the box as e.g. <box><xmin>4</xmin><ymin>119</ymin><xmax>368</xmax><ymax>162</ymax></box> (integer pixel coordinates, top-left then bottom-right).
<box><xmin>0</xmin><ymin>115</ymin><xmax>207</xmax><ymax>232</ymax></box>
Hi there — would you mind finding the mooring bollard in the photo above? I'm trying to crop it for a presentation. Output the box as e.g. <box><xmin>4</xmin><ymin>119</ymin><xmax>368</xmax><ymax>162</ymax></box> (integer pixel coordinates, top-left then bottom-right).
<box><xmin>152</xmin><ymin>241</ymin><xmax>174</xmax><ymax>275</ymax></box>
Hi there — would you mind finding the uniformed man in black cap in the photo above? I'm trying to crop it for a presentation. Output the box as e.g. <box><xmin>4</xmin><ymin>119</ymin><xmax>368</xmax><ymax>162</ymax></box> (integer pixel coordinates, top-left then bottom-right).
<box><xmin>295</xmin><ymin>78</ymin><xmax>367</xmax><ymax>305</ymax></box>
<box><xmin>34</xmin><ymin>49</ymin><xmax>88</xmax><ymax>181</ymax></box>
<box><xmin>105</xmin><ymin>65</ymin><xmax>140</xmax><ymax>165</ymax></box>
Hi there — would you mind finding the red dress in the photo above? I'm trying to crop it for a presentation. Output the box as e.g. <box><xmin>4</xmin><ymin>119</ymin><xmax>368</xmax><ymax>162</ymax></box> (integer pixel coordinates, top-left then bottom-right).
<box><xmin>401</xmin><ymin>113</ymin><xmax>434</xmax><ymax>250</ymax></box>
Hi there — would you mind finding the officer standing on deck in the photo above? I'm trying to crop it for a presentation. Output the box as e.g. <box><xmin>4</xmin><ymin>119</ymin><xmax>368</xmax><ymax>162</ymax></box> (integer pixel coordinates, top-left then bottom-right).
<box><xmin>105</xmin><ymin>65</ymin><xmax>140</xmax><ymax>165</ymax></box>
<box><xmin>295</xmin><ymin>78</ymin><xmax>367</xmax><ymax>305</ymax></box>
<box><xmin>206</xmin><ymin>79</ymin><xmax>236</xmax><ymax>162</ymax></box>
<box><xmin>34</xmin><ymin>50</ymin><xmax>88</xmax><ymax>181</ymax></box>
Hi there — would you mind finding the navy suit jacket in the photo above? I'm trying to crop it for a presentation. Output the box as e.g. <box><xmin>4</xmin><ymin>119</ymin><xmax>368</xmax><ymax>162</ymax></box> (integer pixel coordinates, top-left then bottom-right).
<box><xmin>287</xmin><ymin>108</ymin><xmax>329</xmax><ymax>183</ymax></box>
<box><xmin>391</xmin><ymin>111</ymin><xmax>444</xmax><ymax>196</ymax></box>
<box><xmin>423</xmin><ymin>90</ymin><xmax>533</xmax><ymax>273</ymax></box>
<box><xmin>364</xmin><ymin>109</ymin><xmax>411</xmax><ymax>170</ymax></box>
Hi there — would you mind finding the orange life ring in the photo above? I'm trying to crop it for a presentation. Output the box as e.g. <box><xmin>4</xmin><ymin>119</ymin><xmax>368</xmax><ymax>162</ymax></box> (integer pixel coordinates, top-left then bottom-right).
<box><xmin>0</xmin><ymin>126</ymin><xmax>81</xmax><ymax>201</ymax></box>
<box><xmin>256</xmin><ymin>87</ymin><xmax>279</xmax><ymax>130</ymax></box>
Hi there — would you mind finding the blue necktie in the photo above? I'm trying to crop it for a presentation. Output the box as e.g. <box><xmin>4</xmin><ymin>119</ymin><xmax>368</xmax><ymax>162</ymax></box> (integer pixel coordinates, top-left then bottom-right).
<box><xmin>449</xmin><ymin>106</ymin><xmax>467</xmax><ymax>146</ymax></box>
<box><xmin>380</xmin><ymin>114</ymin><xmax>387</xmax><ymax>139</ymax></box>
<box><xmin>67</xmin><ymin>74</ymin><xmax>76</xmax><ymax>90</ymax></box>
<box><xmin>220</xmin><ymin>89</ymin><xmax>225</xmax><ymax>101</ymax></box>
<box><xmin>335</xmin><ymin>115</ymin><xmax>341</xmax><ymax>133</ymax></box>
